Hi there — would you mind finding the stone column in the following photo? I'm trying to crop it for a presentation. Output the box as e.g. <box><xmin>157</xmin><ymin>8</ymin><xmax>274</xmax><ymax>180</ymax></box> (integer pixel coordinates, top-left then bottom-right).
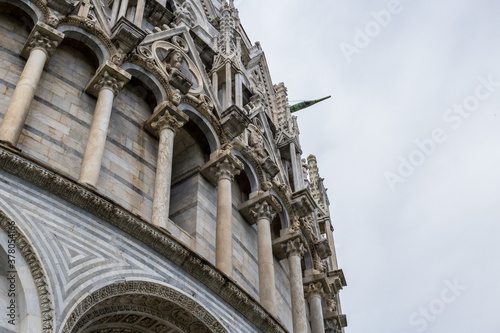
<box><xmin>250</xmin><ymin>201</ymin><xmax>278</xmax><ymax>316</ymax></box>
<box><xmin>289</xmin><ymin>142</ymin><xmax>302</xmax><ymax>191</ymax></box>
<box><xmin>224</xmin><ymin>62</ymin><xmax>232</xmax><ymax>109</ymax></box>
<box><xmin>79</xmin><ymin>62</ymin><xmax>131</xmax><ymax>187</ymax></box>
<box><xmin>213</xmin><ymin>157</ymin><xmax>241</xmax><ymax>276</ymax></box>
<box><xmin>0</xmin><ymin>23</ymin><xmax>64</xmax><ymax>148</ymax></box>
<box><xmin>283</xmin><ymin>238</ymin><xmax>308</xmax><ymax>333</ymax></box>
<box><xmin>201</xmin><ymin>150</ymin><xmax>243</xmax><ymax>277</ymax></box>
<box><xmin>117</xmin><ymin>0</ymin><xmax>130</xmax><ymax>22</ymax></box>
<box><xmin>235</xmin><ymin>73</ymin><xmax>243</xmax><ymax>108</ymax></box>
<box><xmin>145</xmin><ymin>102</ymin><xmax>188</xmax><ymax>229</ymax></box>
<box><xmin>110</xmin><ymin>0</ymin><xmax>120</xmax><ymax>25</ymax></box>
<box><xmin>305</xmin><ymin>282</ymin><xmax>326</xmax><ymax>333</ymax></box>
<box><xmin>134</xmin><ymin>0</ymin><xmax>146</xmax><ymax>27</ymax></box>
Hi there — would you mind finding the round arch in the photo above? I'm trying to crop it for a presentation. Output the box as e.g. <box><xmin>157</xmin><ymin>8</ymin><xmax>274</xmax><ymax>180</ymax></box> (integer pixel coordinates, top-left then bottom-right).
<box><xmin>62</xmin><ymin>280</ymin><xmax>228</xmax><ymax>333</ymax></box>
<box><xmin>56</xmin><ymin>25</ymin><xmax>111</xmax><ymax>66</ymax></box>
<box><xmin>179</xmin><ymin>103</ymin><xmax>221</xmax><ymax>153</ymax></box>
<box><xmin>0</xmin><ymin>0</ymin><xmax>43</xmax><ymax>27</ymax></box>
<box><xmin>122</xmin><ymin>62</ymin><xmax>168</xmax><ymax>106</ymax></box>
<box><xmin>232</xmin><ymin>150</ymin><xmax>259</xmax><ymax>193</ymax></box>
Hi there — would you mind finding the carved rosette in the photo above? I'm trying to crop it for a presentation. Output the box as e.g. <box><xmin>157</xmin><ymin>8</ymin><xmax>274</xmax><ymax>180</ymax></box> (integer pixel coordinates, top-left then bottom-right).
<box><xmin>94</xmin><ymin>70</ymin><xmax>126</xmax><ymax>96</ymax></box>
<box><xmin>304</xmin><ymin>281</ymin><xmax>326</xmax><ymax>301</ymax></box>
<box><xmin>250</xmin><ymin>201</ymin><xmax>276</xmax><ymax>223</ymax></box>
<box><xmin>212</xmin><ymin>157</ymin><xmax>241</xmax><ymax>182</ymax></box>
<box><xmin>283</xmin><ymin>237</ymin><xmax>306</xmax><ymax>259</ymax></box>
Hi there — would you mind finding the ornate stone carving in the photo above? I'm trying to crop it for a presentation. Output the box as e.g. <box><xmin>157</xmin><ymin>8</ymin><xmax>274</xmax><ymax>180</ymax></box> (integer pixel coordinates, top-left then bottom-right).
<box><xmin>250</xmin><ymin>201</ymin><xmax>276</xmax><ymax>222</ymax></box>
<box><xmin>173</xmin><ymin>1</ymin><xmax>196</xmax><ymax>27</ymax></box>
<box><xmin>21</xmin><ymin>23</ymin><xmax>65</xmax><ymax>60</ymax></box>
<box><xmin>304</xmin><ymin>282</ymin><xmax>326</xmax><ymax>300</ymax></box>
<box><xmin>151</xmin><ymin>112</ymin><xmax>186</xmax><ymax>134</ymax></box>
<box><xmin>85</xmin><ymin>61</ymin><xmax>131</xmax><ymax>97</ymax></box>
<box><xmin>200</xmin><ymin>149</ymin><xmax>243</xmax><ymax>185</ymax></box>
<box><xmin>0</xmin><ymin>210</ymin><xmax>54</xmax><ymax>333</ymax></box>
<box><xmin>94</xmin><ymin>70</ymin><xmax>125</xmax><ymax>95</ymax></box>
<box><xmin>283</xmin><ymin>238</ymin><xmax>306</xmax><ymax>258</ymax></box>
<box><xmin>213</xmin><ymin>157</ymin><xmax>241</xmax><ymax>181</ymax></box>
<box><xmin>144</xmin><ymin>101</ymin><xmax>189</xmax><ymax>137</ymax></box>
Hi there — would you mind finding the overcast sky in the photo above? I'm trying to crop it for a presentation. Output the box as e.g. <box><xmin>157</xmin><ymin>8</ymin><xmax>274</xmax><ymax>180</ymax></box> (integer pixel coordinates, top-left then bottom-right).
<box><xmin>237</xmin><ymin>1</ymin><xmax>500</xmax><ymax>332</ymax></box>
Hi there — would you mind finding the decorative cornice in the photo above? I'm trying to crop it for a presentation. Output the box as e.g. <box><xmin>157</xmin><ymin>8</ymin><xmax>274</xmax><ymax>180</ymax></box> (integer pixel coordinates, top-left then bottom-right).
<box><xmin>0</xmin><ymin>146</ymin><xmax>288</xmax><ymax>333</ymax></box>
<box><xmin>0</xmin><ymin>210</ymin><xmax>54</xmax><ymax>333</ymax></box>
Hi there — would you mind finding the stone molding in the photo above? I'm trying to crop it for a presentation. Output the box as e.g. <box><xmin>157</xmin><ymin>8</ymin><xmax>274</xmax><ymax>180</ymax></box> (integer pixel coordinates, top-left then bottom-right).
<box><xmin>0</xmin><ymin>210</ymin><xmax>54</xmax><ymax>333</ymax></box>
<box><xmin>0</xmin><ymin>146</ymin><xmax>288</xmax><ymax>333</ymax></box>
<box><xmin>20</xmin><ymin>22</ymin><xmax>65</xmax><ymax>61</ymax></box>
<box><xmin>62</xmin><ymin>281</ymin><xmax>227</xmax><ymax>333</ymax></box>
<box><xmin>85</xmin><ymin>61</ymin><xmax>132</xmax><ymax>97</ymax></box>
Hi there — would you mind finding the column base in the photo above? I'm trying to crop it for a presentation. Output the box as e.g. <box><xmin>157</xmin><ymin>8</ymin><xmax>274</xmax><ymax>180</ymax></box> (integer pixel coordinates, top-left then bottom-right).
<box><xmin>0</xmin><ymin>140</ymin><xmax>21</xmax><ymax>152</ymax></box>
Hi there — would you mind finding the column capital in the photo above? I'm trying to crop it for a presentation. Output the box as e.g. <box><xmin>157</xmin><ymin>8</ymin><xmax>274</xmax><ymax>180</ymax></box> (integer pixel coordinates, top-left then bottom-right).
<box><xmin>200</xmin><ymin>149</ymin><xmax>244</xmax><ymax>184</ymax></box>
<box><xmin>213</xmin><ymin>157</ymin><xmax>241</xmax><ymax>181</ymax></box>
<box><xmin>144</xmin><ymin>101</ymin><xmax>189</xmax><ymax>137</ymax></box>
<box><xmin>304</xmin><ymin>281</ymin><xmax>326</xmax><ymax>300</ymax></box>
<box><xmin>250</xmin><ymin>200</ymin><xmax>276</xmax><ymax>222</ymax></box>
<box><xmin>85</xmin><ymin>61</ymin><xmax>131</xmax><ymax>97</ymax></box>
<box><xmin>20</xmin><ymin>23</ymin><xmax>64</xmax><ymax>61</ymax></box>
<box><xmin>283</xmin><ymin>237</ymin><xmax>306</xmax><ymax>259</ymax></box>
<box><xmin>237</xmin><ymin>192</ymin><xmax>282</xmax><ymax>225</ymax></box>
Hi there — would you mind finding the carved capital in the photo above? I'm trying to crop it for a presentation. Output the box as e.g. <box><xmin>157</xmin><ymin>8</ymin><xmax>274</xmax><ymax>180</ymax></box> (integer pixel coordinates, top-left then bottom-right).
<box><xmin>85</xmin><ymin>61</ymin><xmax>131</xmax><ymax>98</ymax></box>
<box><xmin>212</xmin><ymin>157</ymin><xmax>241</xmax><ymax>181</ymax></box>
<box><xmin>304</xmin><ymin>281</ymin><xmax>326</xmax><ymax>300</ymax></box>
<box><xmin>144</xmin><ymin>101</ymin><xmax>189</xmax><ymax>137</ymax></box>
<box><xmin>200</xmin><ymin>149</ymin><xmax>243</xmax><ymax>185</ymax></box>
<box><xmin>283</xmin><ymin>238</ymin><xmax>306</xmax><ymax>258</ymax></box>
<box><xmin>151</xmin><ymin>112</ymin><xmax>185</xmax><ymax>134</ymax></box>
<box><xmin>21</xmin><ymin>23</ymin><xmax>64</xmax><ymax>61</ymax></box>
<box><xmin>250</xmin><ymin>201</ymin><xmax>276</xmax><ymax>222</ymax></box>
<box><xmin>94</xmin><ymin>70</ymin><xmax>126</xmax><ymax>96</ymax></box>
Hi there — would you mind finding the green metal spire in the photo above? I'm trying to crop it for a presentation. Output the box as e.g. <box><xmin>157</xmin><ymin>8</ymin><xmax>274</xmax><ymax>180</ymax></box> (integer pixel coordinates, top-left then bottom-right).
<box><xmin>289</xmin><ymin>95</ymin><xmax>331</xmax><ymax>113</ymax></box>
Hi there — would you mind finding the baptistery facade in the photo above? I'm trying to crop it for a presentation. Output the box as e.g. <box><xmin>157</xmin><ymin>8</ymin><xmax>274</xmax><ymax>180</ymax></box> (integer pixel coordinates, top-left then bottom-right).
<box><xmin>0</xmin><ymin>0</ymin><xmax>347</xmax><ymax>332</ymax></box>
